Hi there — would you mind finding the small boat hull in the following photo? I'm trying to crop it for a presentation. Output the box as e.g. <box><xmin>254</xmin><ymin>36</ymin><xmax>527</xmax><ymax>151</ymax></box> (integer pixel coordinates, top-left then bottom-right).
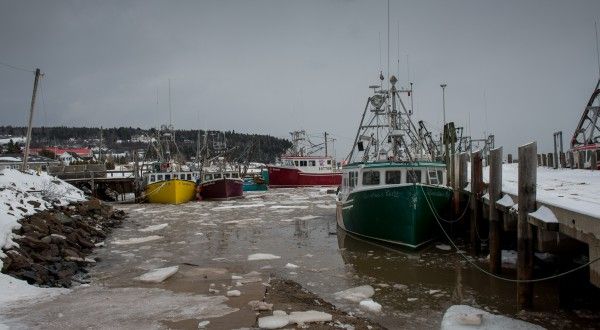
<box><xmin>337</xmin><ymin>184</ymin><xmax>452</xmax><ymax>249</ymax></box>
<box><xmin>199</xmin><ymin>178</ymin><xmax>244</xmax><ymax>200</ymax></box>
<box><xmin>243</xmin><ymin>178</ymin><xmax>268</xmax><ymax>191</ymax></box>
<box><xmin>145</xmin><ymin>179</ymin><xmax>197</xmax><ymax>204</ymax></box>
<box><xmin>267</xmin><ymin>166</ymin><xmax>341</xmax><ymax>188</ymax></box>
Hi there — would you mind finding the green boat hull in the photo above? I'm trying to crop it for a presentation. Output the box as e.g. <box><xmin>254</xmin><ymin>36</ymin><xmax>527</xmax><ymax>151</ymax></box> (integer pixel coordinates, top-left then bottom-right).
<box><xmin>337</xmin><ymin>184</ymin><xmax>452</xmax><ymax>248</ymax></box>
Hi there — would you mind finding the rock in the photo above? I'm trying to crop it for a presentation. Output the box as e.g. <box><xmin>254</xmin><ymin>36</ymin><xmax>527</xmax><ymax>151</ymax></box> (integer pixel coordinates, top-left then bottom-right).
<box><xmin>5</xmin><ymin>250</ymin><xmax>34</xmax><ymax>270</ymax></box>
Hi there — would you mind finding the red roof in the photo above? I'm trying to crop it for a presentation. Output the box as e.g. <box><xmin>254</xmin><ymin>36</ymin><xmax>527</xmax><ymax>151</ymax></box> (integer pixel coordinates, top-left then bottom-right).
<box><xmin>30</xmin><ymin>147</ymin><xmax>92</xmax><ymax>157</ymax></box>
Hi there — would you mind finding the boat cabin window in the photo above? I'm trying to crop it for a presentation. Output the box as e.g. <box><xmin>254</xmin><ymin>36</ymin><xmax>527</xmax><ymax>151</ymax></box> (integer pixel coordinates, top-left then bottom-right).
<box><xmin>214</xmin><ymin>173</ymin><xmax>222</xmax><ymax>179</ymax></box>
<box><xmin>150</xmin><ymin>175</ymin><xmax>155</xmax><ymax>182</ymax></box>
<box><xmin>309</xmin><ymin>160</ymin><xmax>316</xmax><ymax>166</ymax></box>
<box><xmin>187</xmin><ymin>174</ymin><xmax>192</xmax><ymax>180</ymax></box>
<box><xmin>180</xmin><ymin>174</ymin><xmax>185</xmax><ymax>180</ymax></box>
<box><xmin>165</xmin><ymin>174</ymin><xmax>171</xmax><ymax>180</ymax></box>
<box><xmin>362</xmin><ymin>170</ymin><xmax>380</xmax><ymax>185</ymax></box>
<box><xmin>157</xmin><ymin>174</ymin><xmax>163</xmax><ymax>181</ymax></box>
<box><xmin>294</xmin><ymin>160</ymin><xmax>299</xmax><ymax>166</ymax></box>
<box><xmin>427</xmin><ymin>170</ymin><xmax>440</xmax><ymax>185</ymax></box>
<box><xmin>300</xmin><ymin>160</ymin><xmax>307</xmax><ymax>166</ymax></box>
<box><xmin>327</xmin><ymin>160</ymin><xmax>332</xmax><ymax>165</ymax></box>
<box><xmin>406</xmin><ymin>170</ymin><xmax>421</xmax><ymax>184</ymax></box>
<box><xmin>385</xmin><ymin>170</ymin><xmax>402</xmax><ymax>184</ymax></box>
<box><xmin>204</xmin><ymin>174</ymin><xmax>213</xmax><ymax>181</ymax></box>
<box><xmin>348</xmin><ymin>171</ymin><xmax>358</xmax><ymax>188</ymax></box>
<box><xmin>232</xmin><ymin>173</ymin><xmax>239</xmax><ymax>178</ymax></box>
<box><xmin>224</xmin><ymin>173</ymin><xmax>231</xmax><ymax>178</ymax></box>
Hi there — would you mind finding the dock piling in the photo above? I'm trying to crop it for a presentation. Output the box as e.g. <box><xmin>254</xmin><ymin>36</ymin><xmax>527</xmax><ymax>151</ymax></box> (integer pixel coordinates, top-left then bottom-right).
<box><xmin>489</xmin><ymin>147</ymin><xmax>503</xmax><ymax>274</ymax></box>
<box><xmin>470</xmin><ymin>150</ymin><xmax>483</xmax><ymax>254</ymax></box>
<box><xmin>517</xmin><ymin>142</ymin><xmax>536</xmax><ymax>309</ymax></box>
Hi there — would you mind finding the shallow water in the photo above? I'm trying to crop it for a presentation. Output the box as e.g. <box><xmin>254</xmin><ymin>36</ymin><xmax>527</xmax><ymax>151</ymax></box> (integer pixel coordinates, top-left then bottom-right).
<box><xmin>3</xmin><ymin>188</ymin><xmax>599</xmax><ymax>329</ymax></box>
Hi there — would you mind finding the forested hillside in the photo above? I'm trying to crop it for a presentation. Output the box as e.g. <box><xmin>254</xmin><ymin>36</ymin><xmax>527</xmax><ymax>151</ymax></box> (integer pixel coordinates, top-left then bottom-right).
<box><xmin>0</xmin><ymin>126</ymin><xmax>291</xmax><ymax>163</ymax></box>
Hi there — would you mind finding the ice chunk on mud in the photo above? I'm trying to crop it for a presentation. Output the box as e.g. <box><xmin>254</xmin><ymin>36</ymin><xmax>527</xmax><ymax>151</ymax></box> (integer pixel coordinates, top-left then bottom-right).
<box><xmin>441</xmin><ymin>305</ymin><xmax>545</xmax><ymax>329</ymax></box>
<box><xmin>197</xmin><ymin>320</ymin><xmax>210</xmax><ymax>328</ymax></box>
<box><xmin>258</xmin><ymin>315</ymin><xmax>289</xmax><ymax>329</ymax></box>
<box><xmin>289</xmin><ymin>310</ymin><xmax>332</xmax><ymax>324</ymax></box>
<box><xmin>436</xmin><ymin>244</ymin><xmax>452</xmax><ymax>251</ymax></box>
<box><xmin>359</xmin><ymin>299</ymin><xmax>382</xmax><ymax>313</ymax></box>
<box><xmin>258</xmin><ymin>310</ymin><xmax>332</xmax><ymax>329</ymax></box>
<box><xmin>334</xmin><ymin>285</ymin><xmax>375</xmax><ymax>303</ymax></box>
<box><xmin>134</xmin><ymin>266</ymin><xmax>179</xmax><ymax>283</ymax></box>
<box><xmin>226</xmin><ymin>290</ymin><xmax>241</xmax><ymax>297</ymax></box>
<box><xmin>247</xmin><ymin>253</ymin><xmax>281</xmax><ymax>261</ymax></box>
<box><xmin>138</xmin><ymin>223</ymin><xmax>168</xmax><ymax>232</ymax></box>
<box><xmin>112</xmin><ymin>235</ymin><xmax>162</xmax><ymax>245</ymax></box>
<box><xmin>285</xmin><ymin>263</ymin><xmax>299</xmax><ymax>269</ymax></box>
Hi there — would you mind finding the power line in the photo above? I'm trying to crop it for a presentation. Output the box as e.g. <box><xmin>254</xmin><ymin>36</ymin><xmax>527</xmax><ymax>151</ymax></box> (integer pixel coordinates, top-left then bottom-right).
<box><xmin>0</xmin><ymin>61</ymin><xmax>35</xmax><ymax>73</ymax></box>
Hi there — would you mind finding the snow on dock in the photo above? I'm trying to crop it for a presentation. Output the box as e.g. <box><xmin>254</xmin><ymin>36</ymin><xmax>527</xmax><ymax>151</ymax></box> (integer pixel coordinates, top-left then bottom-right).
<box><xmin>481</xmin><ymin>164</ymin><xmax>600</xmax><ymax>219</ymax></box>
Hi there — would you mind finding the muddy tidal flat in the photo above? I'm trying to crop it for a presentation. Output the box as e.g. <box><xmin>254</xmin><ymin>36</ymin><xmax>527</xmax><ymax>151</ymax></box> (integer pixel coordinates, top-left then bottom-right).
<box><xmin>1</xmin><ymin>188</ymin><xmax>599</xmax><ymax>329</ymax></box>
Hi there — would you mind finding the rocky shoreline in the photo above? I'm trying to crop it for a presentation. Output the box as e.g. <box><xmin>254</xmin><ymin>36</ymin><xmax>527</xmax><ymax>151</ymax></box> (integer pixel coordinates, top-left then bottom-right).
<box><xmin>1</xmin><ymin>199</ymin><xmax>126</xmax><ymax>287</ymax></box>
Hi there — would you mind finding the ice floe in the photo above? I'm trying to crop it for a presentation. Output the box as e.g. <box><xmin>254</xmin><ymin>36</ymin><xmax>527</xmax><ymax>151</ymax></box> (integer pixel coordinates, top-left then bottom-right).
<box><xmin>359</xmin><ymin>299</ymin><xmax>382</xmax><ymax>313</ymax></box>
<box><xmin>134</xmin><ymin>266</ymin><xmax>179</xmax><ymax>283</ymax></box>
<box><xmin>441</xmin><ymin>305</ymin><xmax>545</xmax><ymax>329</ymax></box>
<box><xmin>247</xmin><ymin>253</ymin><xmax>281</xmax><ymax>261</ymax></box>
<box><xmin>138</xmin><ymin>223</ymin><xmax>168</xmax><ymax>232</ymax></box>
<box><xmin>334</xmin><ymin>285</ymin><xmax>375</xmax><ymax>303</ymax></box>
<box><xmin>112</xmin><ymin>235</ymin><xmax>163</xmax><ymax>245</ymax></box>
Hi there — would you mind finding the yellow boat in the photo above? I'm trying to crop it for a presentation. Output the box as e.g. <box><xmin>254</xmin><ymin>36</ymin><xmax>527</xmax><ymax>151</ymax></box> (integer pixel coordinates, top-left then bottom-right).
<box><xmin>144</xmin><ymin>171</ymin><xmax>199</xmax><ymax>204</ymax></box>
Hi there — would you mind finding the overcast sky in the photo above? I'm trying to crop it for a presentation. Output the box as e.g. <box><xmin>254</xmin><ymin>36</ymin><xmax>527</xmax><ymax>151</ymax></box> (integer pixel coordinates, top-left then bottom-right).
<box><xmin>1</xmin><ymin>0</ymin><xmax>600</xmax><ymax>157</ymax></box>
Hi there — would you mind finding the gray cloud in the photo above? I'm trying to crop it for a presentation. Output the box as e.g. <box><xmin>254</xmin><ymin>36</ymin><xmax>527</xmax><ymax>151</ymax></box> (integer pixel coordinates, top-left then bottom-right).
<box><xmin>1</xmin><ymin>0</ymin><xmax>599</xmax><ymax>157</ymax></box>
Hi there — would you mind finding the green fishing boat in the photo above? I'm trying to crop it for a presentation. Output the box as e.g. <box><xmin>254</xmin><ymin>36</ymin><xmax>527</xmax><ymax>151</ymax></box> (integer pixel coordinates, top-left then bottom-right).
<box><xmin>336</xmin><ymin>74</ymin><xmax>452</xmax><ymax>249</ymax></box>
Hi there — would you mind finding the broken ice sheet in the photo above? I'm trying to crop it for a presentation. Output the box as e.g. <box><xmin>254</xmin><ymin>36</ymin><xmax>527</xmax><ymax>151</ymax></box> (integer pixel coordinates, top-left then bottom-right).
<box><xmin>134</xmin><ymin>266</ymin><xmax>179</xmax><ymax>283</ymax></box>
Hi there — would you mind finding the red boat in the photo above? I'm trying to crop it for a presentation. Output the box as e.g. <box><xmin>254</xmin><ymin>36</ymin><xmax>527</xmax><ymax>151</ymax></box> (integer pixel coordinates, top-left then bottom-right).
<box><xmin>197</xmin><ymin>171</ymin><xmax>244</xmax><ymax>200</ymax></box>
<box><xmin>268</xmin><ymin>156</ymin><xmax>342</xmax><ymax>187</ymax></box>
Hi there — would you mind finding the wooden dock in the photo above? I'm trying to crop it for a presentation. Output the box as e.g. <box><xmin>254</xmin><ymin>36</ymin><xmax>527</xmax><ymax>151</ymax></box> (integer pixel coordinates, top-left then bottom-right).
<box><xmin>451</xmin><ymin>143</ymin><xmax>600</xmax><ymax>309</ymax></box>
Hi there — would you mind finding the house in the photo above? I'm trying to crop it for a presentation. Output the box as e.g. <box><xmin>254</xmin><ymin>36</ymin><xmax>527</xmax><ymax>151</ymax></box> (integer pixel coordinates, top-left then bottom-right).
<box><xmin>29</xmin><ymin>147</ymin><xmax>93</xmax><ymax>158</ymax></box>
<box><xmin>58</xmin><ymin>151</ymin><xmax>83</xmax><ymax>165</ymax></box>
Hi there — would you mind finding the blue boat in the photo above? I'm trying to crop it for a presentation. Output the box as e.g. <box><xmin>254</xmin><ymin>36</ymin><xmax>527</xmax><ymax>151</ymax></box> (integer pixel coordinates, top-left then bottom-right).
<box><xmin>242</xmin><ymin>169</ymin><xmax>269</xmax><ymax>191</ymax></box>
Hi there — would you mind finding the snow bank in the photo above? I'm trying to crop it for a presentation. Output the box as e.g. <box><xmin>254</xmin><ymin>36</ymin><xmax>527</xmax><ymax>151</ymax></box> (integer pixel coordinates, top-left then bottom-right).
<box><xmin>496</xmin><ymin>194</ymin><xmax>514</xmax><ymax>207</ymax></box>
<box><xmin>441</xmin><ymin>305</ymin><xmax>545</xmax><ymax>329</ymax></box>
<box><xmin>247</xmin><ymin>253</ymin><xmax>281</xmax><ymax>261</ymax></box>
<box><xmin>0</xmin><ymin>169</ymin><xmax>86</xmax><ymax>269</ymax></box>
<box><xmin>134</xmin><ymin>266</ymin><xmax>179</xmax><ymax>283</ymax></box>
<box><xmin>334</xmin><ymin>285</ymin><xmax>375</xmax><ymax>303</ymax></box>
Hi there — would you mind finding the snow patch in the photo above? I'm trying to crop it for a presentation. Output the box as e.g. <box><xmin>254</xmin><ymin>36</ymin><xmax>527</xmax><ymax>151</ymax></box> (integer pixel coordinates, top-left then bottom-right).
<box><xmin>529</xmin><ymin>206</ymin><xmax>558</xmax><ymax>223</ymax></box>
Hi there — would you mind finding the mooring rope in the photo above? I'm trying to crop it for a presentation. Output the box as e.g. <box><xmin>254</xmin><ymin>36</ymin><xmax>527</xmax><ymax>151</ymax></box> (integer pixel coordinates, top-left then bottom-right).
<box><xmin>418</xmin><ymin>182</ymin><xmax>600</xmax><ymax>283</ymax></box>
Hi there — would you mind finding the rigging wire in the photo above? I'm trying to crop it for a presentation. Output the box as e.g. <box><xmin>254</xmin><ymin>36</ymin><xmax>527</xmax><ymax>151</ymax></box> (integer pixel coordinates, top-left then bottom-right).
<box><xmin>0</xmin><ymin>61</ymin><xmax>34</xmax><ymax>73</ymax></box>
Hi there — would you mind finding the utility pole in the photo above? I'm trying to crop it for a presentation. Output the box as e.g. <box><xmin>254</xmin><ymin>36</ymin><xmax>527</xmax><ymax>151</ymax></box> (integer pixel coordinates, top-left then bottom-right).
<box><xmin>22</xmin><ymin>68</ymin><xmax>42</xmax><ymax>171</ymax></box>
<box><xmin>324</xmin><ymin>132</ymin><xmax>328</xmax><ymax>157</ymax></box>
